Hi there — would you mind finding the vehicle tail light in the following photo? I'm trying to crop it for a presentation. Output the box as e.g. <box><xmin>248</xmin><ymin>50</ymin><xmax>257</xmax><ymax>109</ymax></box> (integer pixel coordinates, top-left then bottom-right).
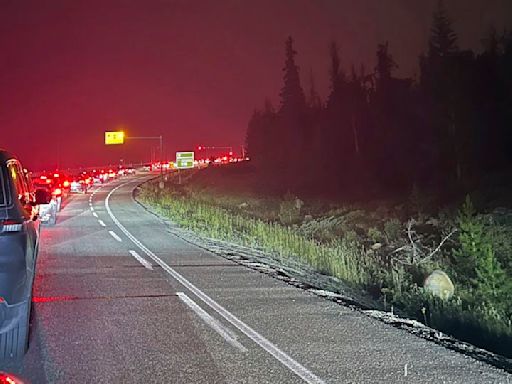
<box><xmin>53</xmin><ymin>188</ymin><xmax>62</xmax><ymax>196</ymax></box>
<box><xmin>0</xmin><ymin>372</ymin><xmax>25</xmax><ymax>384</ymax></box>
<box><xmin>63</xmin><ymin>180</ymin><xmax>70</xmax><ymax>187</ymax></box>
<box><xmin>1</xmin><ymin>220</ymin><xmax>23</xmax><ymax>232</ymax></box>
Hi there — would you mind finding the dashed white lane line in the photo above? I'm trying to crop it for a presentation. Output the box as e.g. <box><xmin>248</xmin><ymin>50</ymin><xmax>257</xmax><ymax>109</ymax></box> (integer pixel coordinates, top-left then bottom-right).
<box><xmin>90</xmin><ymin>206</ymin><xmax>94</xmax><ymax>212</ymax></box>
<box><xmin>98</xmin><ymin>220</ymin><xmax>106</xmax><ymax>227</ymax></box>
<box><xmin>129</xmin><ymin>250</ymin><xmax>153</xmax><ymax>270</ymax></box>
<box><xmin>92</xmin><ymin>212</ymin><xmax>98</xmax><ymax>218</ymax></box>
<box><xmin>108</xmin><ymin>230</ymin><xmax>122</xmax><ymax>242</ymax></box>
<box><xmin>105</xmin><ymin>183</ymin><xmax>325</xmax><ymax>384</ymax></box>
<box><xmin>177</xmin><ymin>292</ymin><xmax>248</xmax><ymax>353</ymax></box>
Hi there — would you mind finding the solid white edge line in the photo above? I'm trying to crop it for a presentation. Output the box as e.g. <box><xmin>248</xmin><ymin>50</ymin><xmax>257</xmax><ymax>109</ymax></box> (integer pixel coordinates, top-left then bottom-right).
<box><xmin>105</xmin><ymin>182</ymin><xmax>325</xmax><ymax>384</ymax></box>
<box><xmin>98</xmin><ymin>220</ymin><xmax>106</xmax><ymax>227</ymax></box>
<box><xmin>177</xmin><ymin>292</ymin><xmax>247</xmax><ymax>353</ymax></box>
<box><xmin>129</xmin><ymin>250</ymin><xmax>153</xmax><ymax>270</ymax></box>
<box><xmin>108</xmin><ymin>230</ymin><xmax>122</xmax><ymax>242</ymax></box>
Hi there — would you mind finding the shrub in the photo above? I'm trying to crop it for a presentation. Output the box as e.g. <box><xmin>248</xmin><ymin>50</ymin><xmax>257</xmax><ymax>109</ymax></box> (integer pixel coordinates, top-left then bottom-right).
<box><xmin>367</xmin><ymin>227</ymin><xmax>383</xmax><ymax>243</ymax></box>
<box><xmin>278</xmin><ymin>192</ymin><xmax>302</xmax><ymax>225</ymax></box>
<box><xmin>384</xmin><ymin>219</ymin><xmax>402</xmax><ymax>243</ymax></box>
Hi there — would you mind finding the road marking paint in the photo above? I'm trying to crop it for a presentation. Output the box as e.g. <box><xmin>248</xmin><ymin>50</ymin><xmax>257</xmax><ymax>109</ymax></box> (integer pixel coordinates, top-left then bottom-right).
<box><xmin>98</xmin><ymin>220</ymin><xmax>106</xmax><ymax>227</ymax></box>
<box><xmin>129</xmin><ymin>250</ymin><xmax>153</xmax><ymax>270</ymax></box>
<box><xmin>177</xmin><ymin>292</ymin><xmax>247</xmax><ymax>352</ymax></box>
<box><xmin>90</xmin><ymin>206</ymin><xmax>94</xmax><ymax>212</ymax></box>
<box><xmin>105</xmin><ymin>183</ymin><xmax>325</xmax><ymax>384</ymax></box>
<box><xmin>92</xmin><ymin>212</ymin><xmax>98</xmax><ymax>218</ymax></box>
<box><xmin>109</xmin><ymin>230</ymin><xmax>122</xmax><ymax>242</ymax></box>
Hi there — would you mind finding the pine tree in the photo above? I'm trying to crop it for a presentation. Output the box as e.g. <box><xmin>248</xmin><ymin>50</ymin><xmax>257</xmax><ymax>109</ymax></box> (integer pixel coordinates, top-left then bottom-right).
<box><xmin>429</xmin><ymin>0</ymin><xmax>458</xmax><ymax>58</ymax></box>
<box><xmin>246</xmin><ymin>99</ymin><xmax>277</xmax><ymax>172</ymax></box>
<box><xmin>375</xmin><ymin>42</ymin><xmax>397</xmax><ymax>83</ymax></box>
<box><xmin>328</xmin><ymin>42</ymin><xmax>345</xmax><ymax>103</ymax></box>
<box><xmin>307</xmin><ymin>68</ymin><xmax>322</xmax><ymax>111</ymax></box>
<box><xmin>475</xmin><ymin>242</ymin><xmax>507</xmax><ymax>304</ymax></box>
<box><xmin>279</xmin><ymin>36</ymin><xmax>306</xmax><ymax>116</ymax></box>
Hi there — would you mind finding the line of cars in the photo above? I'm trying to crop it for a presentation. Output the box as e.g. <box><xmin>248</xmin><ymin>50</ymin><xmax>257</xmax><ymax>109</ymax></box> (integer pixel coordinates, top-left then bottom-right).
<box><xmin>30</xmin><ymin>168</ymin><xmax>134</xmax><ymax>225</ymax></box>
<box><xmin>0</xmin><ymin>150</ymin><xmax>134</xmax><ymax>365</ymax></box>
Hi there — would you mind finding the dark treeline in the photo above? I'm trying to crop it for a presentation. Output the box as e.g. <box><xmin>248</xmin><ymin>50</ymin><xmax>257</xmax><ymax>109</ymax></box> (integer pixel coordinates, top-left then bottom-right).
<box><xmin>246</xmin><ymin>1</ymin><xmax>512</xmax><ymax>201</ymax></box>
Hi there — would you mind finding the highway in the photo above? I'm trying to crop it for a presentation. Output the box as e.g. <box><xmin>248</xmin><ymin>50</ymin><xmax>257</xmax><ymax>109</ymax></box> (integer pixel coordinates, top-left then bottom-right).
<box><xmin>2</xmin><ymin>174</ymin><xmax>511</xmax><ymax>383</ymax></box>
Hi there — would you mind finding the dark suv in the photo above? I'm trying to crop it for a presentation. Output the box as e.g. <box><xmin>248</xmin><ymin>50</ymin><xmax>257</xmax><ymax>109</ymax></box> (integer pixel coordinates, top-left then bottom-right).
<box><xmin>0</xmin><ymin>150</ymin><xmax>48</xmax><ymax>361</ymax></box>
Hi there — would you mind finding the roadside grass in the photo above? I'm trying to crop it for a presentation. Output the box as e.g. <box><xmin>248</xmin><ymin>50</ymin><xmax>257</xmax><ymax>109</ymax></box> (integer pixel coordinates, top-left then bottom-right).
<box><xmin>137</xmin><ymin>172</ymin><xmax>512</xmax><ymax>360</ymax></box>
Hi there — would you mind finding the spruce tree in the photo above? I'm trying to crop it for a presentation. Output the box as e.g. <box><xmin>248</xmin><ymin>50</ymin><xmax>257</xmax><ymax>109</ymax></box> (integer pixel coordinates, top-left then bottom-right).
<box><xmin>328</xmin><ymin>42</ymin><xmax>345</xmax><ymax>103</ymax></box>
<box><xmin>375</xmin><ymin>42</ymin><xmax>397</xmax><ymax>83</ymax></box>
<box><xmin>279</xmin><ymin>36</ymin><xmax>306</xmax><ymax>116</ymax></box>
<box><xmin>429</xmin><ymin>0</ymin><xmax>458</xmax><ymax>58</ymax></box>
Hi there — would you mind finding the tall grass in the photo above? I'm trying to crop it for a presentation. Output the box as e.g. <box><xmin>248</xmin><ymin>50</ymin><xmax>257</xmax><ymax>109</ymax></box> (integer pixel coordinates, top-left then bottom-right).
<box><xmin>138</xmin><ymin>183</ymin><xmax>512</xmax><ymax>360</ymax></box>
<box><xmin>140</xmin><ymin>187</ymin><xmax>377</xmax><ymax>287</ymax></box>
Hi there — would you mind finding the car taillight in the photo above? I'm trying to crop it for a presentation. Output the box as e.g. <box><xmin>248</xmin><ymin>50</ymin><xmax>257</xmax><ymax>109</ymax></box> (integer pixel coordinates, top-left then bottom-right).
<box><xmin>1</xmin><ymin>220</ymin><xmax>23</xmax><ymax>232</ymax></box>
<box><xmin>53</xmin><ymin>188</ymin><xmax>62</xmax><ymax>196</ymax></box>
<box><xmin>63</xmin><ymin>180</ymin><xmax>70</xmax><ymax>188</ymax></box>
<box><xmin>0</xmin><ymin>372</ymin><xmax>26</xmax><ymax>384</ymax></box>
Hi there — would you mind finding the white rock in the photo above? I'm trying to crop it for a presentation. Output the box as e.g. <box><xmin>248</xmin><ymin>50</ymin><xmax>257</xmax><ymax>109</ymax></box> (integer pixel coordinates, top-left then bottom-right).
<box><xmin>424</xmin><ymin>270</ymin><xmax>455</xmax><ymax>300</ymax></box>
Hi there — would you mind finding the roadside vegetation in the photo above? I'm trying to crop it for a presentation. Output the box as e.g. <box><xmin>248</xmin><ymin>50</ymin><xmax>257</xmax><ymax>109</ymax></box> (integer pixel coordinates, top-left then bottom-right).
<box><xmin>138</xmin><ymin>166</ymin><xmax>512</xmax><ymax>359</ymax></box>
<box><xmin>138</xmin><ymin>1</ymin><xmax>512</xmax><ymax>360</ymax></box>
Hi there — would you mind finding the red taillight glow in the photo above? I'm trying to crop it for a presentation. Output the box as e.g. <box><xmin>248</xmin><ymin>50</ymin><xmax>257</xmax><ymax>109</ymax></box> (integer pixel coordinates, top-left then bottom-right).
<box><xmin>0</xmin><ymin>372</ymin><xmax>25</xmax><ymax>384</ymax></box>
<box><xmin>63</xmin><ymin>180</ymin><xmax>70</xmax><ymax>188</ymax></box>
<box><xmin>32</xmin><ymin>296</ymin><xmax>79</xmax><ymax>303</ymax></box>
<box><xmin>53</xmin><ymin>188</ymin><xmax>62</xmax><ymax>196</ymax></box>
<box><xmin>1</xmin><ymin>220</ymin><xmax>22</xmax><ymax>232</ymax></box>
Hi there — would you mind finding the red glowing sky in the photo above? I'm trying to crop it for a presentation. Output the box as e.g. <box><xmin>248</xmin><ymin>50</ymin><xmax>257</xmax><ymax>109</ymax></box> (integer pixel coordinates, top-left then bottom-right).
<box><xmin>1</xmin><ymin>0</ymin><xmax>510</xmax><ymax>170</ymax></box>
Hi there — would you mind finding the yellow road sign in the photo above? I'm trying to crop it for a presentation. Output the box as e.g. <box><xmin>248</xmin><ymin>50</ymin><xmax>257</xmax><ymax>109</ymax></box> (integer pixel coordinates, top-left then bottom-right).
<box><xmin>105</xmin><ymin>131</ymin><xmax>125</xmax><ymax>145</ymax></box>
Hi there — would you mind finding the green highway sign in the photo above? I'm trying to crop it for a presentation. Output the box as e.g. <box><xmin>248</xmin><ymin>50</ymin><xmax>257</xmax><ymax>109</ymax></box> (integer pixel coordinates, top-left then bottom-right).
<box><xmin>176</xmin><ymin>151</ymin><xmax>194</xmax><ymax>169</ymax></box>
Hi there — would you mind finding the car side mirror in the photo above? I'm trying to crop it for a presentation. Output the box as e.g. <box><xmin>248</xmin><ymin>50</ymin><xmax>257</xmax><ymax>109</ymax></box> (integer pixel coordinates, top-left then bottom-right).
<box><xmin>35</xmin><ymin>189</ymin><xmax>51</xmax><ymax>205</ymax></box>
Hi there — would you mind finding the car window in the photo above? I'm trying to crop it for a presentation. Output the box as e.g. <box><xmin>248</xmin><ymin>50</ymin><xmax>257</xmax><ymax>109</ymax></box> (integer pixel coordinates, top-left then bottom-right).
<box><xmin>6</xmin><ymin>160</ymin><xmax>27</xmax><ymax>201</ymax></box>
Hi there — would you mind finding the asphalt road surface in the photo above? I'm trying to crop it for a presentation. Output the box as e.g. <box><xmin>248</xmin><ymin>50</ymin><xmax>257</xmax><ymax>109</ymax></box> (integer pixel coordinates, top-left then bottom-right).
<box><xmin>2</xmin><ymin>175</ymin><xmax>511</xmax><ymax>383</ymax></box>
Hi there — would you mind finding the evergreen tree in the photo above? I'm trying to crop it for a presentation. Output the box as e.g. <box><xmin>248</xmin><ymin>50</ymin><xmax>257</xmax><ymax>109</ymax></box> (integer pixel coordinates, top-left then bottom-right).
<box><xmin>246</xmin><ymin>99</ymin><xmax>278</xmax><ymax>175</ymax></box>
<box><xmin>307</xmin><ymin>68</ymin><xmax>322</xmax><ymax>111</ymax></box>
<box><xmin>375</xmin><ymin>42</ymin><xmax>397</xmax><ymax>83</ymax></box>
<box><xmin>327</xmin><ymin>42</ymin><xmax>345</xmax><ymax>105</ymax></box>
<box><xmin>429</xmin><ymin>0</ymin><xmax>458</xmax><ymax>58</ymax></box>
<box><xmin>279</xmin><ymin>36</ymin><xmax>306</xmax><ymax>115</ymax></box>
<box><xmin>276</xmin><ymin>36</ymin><xmax>308</xmax><ymax>190</ymax></box>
